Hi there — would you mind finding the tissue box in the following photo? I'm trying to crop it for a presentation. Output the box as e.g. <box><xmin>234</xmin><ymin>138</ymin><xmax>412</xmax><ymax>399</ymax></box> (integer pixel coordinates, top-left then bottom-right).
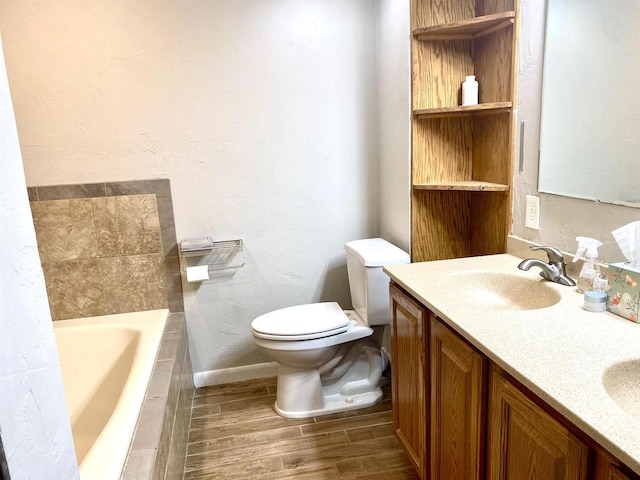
<box><xmin>606</xmin><ymin>263</ymin><xmax>640</xmax><ymax>322</ymax></box>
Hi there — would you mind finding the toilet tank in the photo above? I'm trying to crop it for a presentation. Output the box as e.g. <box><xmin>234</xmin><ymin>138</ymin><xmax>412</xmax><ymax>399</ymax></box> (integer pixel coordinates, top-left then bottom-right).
<box><xmin>345</xmin><ymin>238</ymin><xmax>410</xmax><ymax>326</ymax></box>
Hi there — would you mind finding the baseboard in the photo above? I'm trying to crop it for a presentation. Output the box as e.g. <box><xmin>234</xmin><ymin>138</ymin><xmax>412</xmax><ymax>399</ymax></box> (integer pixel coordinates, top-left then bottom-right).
<box><xmin>193</xmin><ymin>361</ymin><xmax>278</xmax><ymax>388</ymax></box>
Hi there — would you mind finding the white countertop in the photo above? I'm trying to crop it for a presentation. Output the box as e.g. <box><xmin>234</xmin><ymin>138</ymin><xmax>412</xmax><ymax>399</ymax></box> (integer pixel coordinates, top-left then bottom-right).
<box><xmin>384</xmin><ymin>254</ymin><xmax>640</xmax><ymax>474</ymax></box>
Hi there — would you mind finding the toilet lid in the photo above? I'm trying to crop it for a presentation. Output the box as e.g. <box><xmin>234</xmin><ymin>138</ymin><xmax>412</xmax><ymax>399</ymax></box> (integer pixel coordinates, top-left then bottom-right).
<box><xmin>251</xmin><ymin>302</ymin><xmax>352</xmax><ymax>340</ymax></box>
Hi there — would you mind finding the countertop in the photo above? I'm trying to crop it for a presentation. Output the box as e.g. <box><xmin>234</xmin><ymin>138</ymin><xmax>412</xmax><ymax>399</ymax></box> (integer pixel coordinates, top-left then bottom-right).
<box><xmin>384</xmin><ymin>254</ymin><xmax>640</xmax><ymax>474</ymax></box>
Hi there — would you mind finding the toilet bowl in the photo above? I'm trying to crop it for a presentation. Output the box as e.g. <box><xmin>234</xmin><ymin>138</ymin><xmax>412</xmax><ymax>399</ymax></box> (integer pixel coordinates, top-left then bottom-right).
<box><xmin>251</xmin><ymin>238</ymin><xmax>410</xmax><ymax>419</ymax></box>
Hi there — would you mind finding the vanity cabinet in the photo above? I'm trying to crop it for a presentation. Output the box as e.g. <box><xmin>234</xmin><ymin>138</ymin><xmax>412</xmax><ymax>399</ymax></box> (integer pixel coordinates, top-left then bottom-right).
<box><xmin>410</xmin><ymin>0</ymin><xmax>519</xmax><ymax>262</ymax></box>
<box><xmin>390</xmin><ymin>283</ymin><xmax>485</xmax><ymax>480</ymax></box>
<box><xmin>486</xmin><ymin>367</ymin><xmax>589</xmax><ymax>480</ymax></box>
<box><xmin>389</xmin><ymin>282</ymin><xmax>640</xmax><ymax>480</ymax></box>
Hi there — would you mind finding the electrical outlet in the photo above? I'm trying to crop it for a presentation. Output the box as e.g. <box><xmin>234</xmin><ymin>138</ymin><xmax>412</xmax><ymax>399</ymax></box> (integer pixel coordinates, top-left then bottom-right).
<box><xmin>525</xmin><ymin>195</ymin><xmax>540</xmax><ymax>230</ymax></box>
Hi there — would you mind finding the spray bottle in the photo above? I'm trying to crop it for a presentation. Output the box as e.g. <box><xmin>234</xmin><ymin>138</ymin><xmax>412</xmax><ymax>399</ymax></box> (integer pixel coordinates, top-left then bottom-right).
<box><xmin>572</xmin><ymin>236</ymin><xmax>603</xmax><ymax>293</ymax></box>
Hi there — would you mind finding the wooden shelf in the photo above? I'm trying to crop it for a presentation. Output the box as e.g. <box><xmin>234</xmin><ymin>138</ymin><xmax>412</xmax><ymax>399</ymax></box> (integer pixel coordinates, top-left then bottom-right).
<box><xmin>414</xmin><ymin>102</ymin><xmax>512</xmax><ymax>119</ymax></box>
<box><xmin>410</xmin><ymin>0</ymin><xmax>518</xmax><ymax>262</ymax></box>
<box><xmin>413</xmin><ymin>181</ymin><xmax>510</xmax><ymax>192</ymax></box>
<box><xmin>413</xmin><ymin>11</ymin><xmax>515</xmax><ymax>41</ymax></box>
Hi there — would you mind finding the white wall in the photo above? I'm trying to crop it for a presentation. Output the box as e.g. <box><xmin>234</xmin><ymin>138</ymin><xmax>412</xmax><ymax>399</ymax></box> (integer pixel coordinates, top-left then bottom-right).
<box><xmin>1</xmin><ymin>0</ymin><xmax>381</xmax><ymax>374</ymax></box>
<box><xmin>0</xmin><ymin>36</ymin><xmax>79</xmax><ymax>480</ymax></box>
<box><xmin>376</xmin><ymin>0</ymin><xmax>411</xmax><ymax>253</ymax></box>
<box><xmin>512</xmin><ymin>0</ymin><xmax>640</xmax><ymax>262</ymax></box>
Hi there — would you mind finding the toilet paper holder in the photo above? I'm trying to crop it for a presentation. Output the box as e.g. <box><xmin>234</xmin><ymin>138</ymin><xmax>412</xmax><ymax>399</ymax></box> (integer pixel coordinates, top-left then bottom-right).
<box><xmin>179</xmin><ymin>237</ymin><xmax>245</xmax><ymax>280</ymax></box>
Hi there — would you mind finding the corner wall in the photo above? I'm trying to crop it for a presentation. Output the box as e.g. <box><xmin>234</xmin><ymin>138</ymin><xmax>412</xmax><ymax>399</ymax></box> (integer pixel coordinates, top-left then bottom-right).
<box><xmin>376</xmin><ymin>0</ymin><xmax>411</xmax><ymax>253</ymax></box>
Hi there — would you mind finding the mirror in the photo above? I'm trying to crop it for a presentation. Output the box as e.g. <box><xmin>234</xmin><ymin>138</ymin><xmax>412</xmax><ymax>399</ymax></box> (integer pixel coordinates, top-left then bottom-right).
<box><xmin>537</xmin><ymin>0</ymin><xmax>640</xmax><ymax>207</ymax></box>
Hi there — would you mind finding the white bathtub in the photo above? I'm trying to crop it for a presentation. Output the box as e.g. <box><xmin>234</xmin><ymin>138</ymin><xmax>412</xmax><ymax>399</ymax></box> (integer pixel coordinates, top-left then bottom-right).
<box><xmin>53</xmin><ymin>309</ymin><xmax>168</xmax><ymax>480</ymax></box>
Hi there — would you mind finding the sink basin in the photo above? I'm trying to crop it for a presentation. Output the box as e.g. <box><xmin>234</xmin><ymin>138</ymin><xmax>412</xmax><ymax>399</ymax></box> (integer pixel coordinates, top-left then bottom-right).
<box><xmin>444</xmin><ymin>272</ymin><xmax>562</xmax><ymax>311</ymax></box>
<box><xmin>602</xmin><ymin>360</ymin><xmax>640</xmax><ymax>420</ymax></box>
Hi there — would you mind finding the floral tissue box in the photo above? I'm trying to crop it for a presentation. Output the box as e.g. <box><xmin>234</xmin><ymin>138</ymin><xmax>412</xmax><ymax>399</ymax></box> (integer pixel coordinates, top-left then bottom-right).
<box><xmin>607</xmin><ymin>263</ymin><xmax>640</xmax><ymax>323</ymax></box>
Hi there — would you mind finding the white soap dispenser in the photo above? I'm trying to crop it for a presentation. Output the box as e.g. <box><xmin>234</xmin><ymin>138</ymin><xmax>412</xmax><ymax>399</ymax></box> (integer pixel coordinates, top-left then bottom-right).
<box><xmin>462</xmin><ymin>75</ymin><xmax>479</xmax><ymax>106</ymax></box>
<box><xmin>572</xmin><ymin>236</ymin><xmax>603</xmax><ymax>293</ymax></box>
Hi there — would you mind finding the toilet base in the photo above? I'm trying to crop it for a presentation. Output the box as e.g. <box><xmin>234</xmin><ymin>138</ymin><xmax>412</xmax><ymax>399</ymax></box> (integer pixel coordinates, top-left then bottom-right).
<box><xmin>271</xmin><ymin>339</ymin><xmax>386</xmax><ymax>419</ymax></box>
<box><xmin>274</xmin><ymin>387</ymin><xmax>383</xmax><ymax>419</ymax></box>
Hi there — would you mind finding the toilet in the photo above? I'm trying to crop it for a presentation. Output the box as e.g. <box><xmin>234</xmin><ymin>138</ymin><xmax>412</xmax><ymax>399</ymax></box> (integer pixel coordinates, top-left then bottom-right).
<box><xmin>251</xmin><ymin>238</ymin><xmax>410</xmax><ymax>418</ymax></box>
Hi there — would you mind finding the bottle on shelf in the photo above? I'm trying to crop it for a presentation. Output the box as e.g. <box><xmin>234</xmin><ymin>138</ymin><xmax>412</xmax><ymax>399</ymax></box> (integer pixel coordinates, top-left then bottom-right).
<box><xmin>462</xmin><ymin>75</ymin><xmax>479</xmax><ymax>106</ymax></box>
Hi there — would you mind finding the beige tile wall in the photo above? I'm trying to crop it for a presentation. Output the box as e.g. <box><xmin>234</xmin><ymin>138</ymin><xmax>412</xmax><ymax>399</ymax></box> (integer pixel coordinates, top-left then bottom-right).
<box><xmin>121</xmin><ymin>313</ymin><xmax>193</xmax><ymax>480</ymax></box>
<box><xmin>28</xmin><ymin>179</ymin><xmax>184</xmax><ymax>320</ymax></box>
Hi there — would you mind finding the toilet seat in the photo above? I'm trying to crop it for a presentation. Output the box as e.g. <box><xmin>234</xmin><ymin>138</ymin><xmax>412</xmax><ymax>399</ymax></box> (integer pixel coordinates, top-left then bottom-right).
<box><xmin>251</xmin><ymin>302</ymin><xmax>353</xmax><ymax>341</ymax></box>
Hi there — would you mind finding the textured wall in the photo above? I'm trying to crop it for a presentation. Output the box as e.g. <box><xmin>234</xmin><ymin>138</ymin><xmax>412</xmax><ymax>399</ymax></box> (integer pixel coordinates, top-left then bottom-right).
<box><xmin>28</xmin><ymin>179</ymin><xmax>183</xmax><ymax>320</ymax></box>
<box><xmin>0</xmin><ymin>35</ymin><xmax>79</xmax><ymax>480</ymax></box>
<box><xmin>512</xmin><ymin>0</ymin><xmax>640</xmax><ymax>262</ymax></box>
<box><xmin>1</xmin><ymin>0</ymin><xmax>380</xmax><ymax>374</ymax></box>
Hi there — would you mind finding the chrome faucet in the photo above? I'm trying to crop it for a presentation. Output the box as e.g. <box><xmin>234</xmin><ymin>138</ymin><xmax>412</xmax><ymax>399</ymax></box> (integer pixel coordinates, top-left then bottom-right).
<box><xmin>518</xmin><ymin>245</ymin><xmax>576</xmax><ymax>286</ymax></box>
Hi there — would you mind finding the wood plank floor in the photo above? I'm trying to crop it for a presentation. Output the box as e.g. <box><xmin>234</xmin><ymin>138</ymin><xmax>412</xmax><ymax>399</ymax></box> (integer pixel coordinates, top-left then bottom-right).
<box><xmin>184</xmin><ymin>376</ymin><xmax>419</xmax><ymax>479</ymax></box>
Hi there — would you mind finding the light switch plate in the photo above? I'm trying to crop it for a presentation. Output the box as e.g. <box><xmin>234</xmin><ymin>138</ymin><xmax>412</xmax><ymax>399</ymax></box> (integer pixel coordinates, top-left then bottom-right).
<box><xmin>525</xmin><ymin>195</ymin><xmax>540</xmax><ymax>229</ymax></box>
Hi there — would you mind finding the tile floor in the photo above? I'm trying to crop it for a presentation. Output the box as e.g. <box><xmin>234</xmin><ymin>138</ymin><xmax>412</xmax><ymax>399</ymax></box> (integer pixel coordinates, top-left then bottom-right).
<box><xmin>184</xmin><ymin>376</ymin><xmax>419</xmax><ymax>479</ymax></box>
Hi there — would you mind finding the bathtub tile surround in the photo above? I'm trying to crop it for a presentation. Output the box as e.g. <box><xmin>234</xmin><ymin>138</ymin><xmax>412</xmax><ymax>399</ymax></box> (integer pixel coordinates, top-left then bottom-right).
<box><xmin>30</xmin><ymin>199</ymin><xmax>99</xmax><ymax>262</ymax></box>
<box><xmin>42</xmin><ymin>260</ymin><xmax>106</xmax><ymax>320</ymax></box>
<box><xmin>28</xmin><ymin>179</ymin><xmax>184</xmax><ymax>319</ymax></box>
<box><xmin>92</xmin><ymin>195</ymin><xmax>163</xmax><ymax>257</ymax></box>
<box><xmin>102</xmin><ymin>255</ymin><xmax>168</xmax><ymax>314</ymax></box>
<box><xmin>34</xmin><ymin>182</ymin><xmax>108</xmax><ymax>200</ymax></box>
<box><xmin>122</xmin><ymin>313</ymin><xmax>194</xmax><ymax>480</ymax></box>
<box><xmin>33</xmin><ymin>193</ymin><xmax>168</xmax><ymax>318</ymax></box>
<box><xmin>156</xmin><ymin>197</ymin><xmax>179</xmax><ymax>258</ymax></box>
<box><xmin>104</xmin><ymin>179</ymin><xmax>173</xmax><ymax>198</ymax></box>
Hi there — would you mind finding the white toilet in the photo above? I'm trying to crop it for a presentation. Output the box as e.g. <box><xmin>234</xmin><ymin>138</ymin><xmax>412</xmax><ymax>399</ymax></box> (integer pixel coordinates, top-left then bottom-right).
<box><xmin>251</xmin><ymin>238</ymin><xmax>410</xmax><ymax>418</ymax></box>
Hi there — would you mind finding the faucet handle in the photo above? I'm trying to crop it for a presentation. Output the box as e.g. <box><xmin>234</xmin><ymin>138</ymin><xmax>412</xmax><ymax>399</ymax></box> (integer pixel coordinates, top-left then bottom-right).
<box><xmin>530</xmin><ymin>245</ymin><xmax>565</xmax><ymax>264</ymax></box>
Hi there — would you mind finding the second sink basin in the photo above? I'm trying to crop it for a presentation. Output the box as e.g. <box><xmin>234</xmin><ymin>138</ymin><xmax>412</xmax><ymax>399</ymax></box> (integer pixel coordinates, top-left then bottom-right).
<box><xmin>444</xmin><ymin>271</ymin><xmax>562</xmax><ymax>311</ymax></box>
<box><xmin>602</xmin><ymin>360</ymin><xmax>640</xmax><ymax>421</ymax></box>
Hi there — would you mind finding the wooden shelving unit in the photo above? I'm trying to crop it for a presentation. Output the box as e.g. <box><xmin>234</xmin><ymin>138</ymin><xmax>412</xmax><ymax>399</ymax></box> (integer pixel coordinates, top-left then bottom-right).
<box><xmin>410</xmin><ymin>0</ymin><xmax>519</xmax><ymax>262</ymax></box>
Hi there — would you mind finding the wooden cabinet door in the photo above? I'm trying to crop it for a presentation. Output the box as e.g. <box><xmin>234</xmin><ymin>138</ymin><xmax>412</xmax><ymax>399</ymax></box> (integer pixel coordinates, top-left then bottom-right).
<box><xmin>430</xmin><ymin>317</ymin><xmax>486</xmax><ymax>480</ymax></box>
<box><xmin>594</xmin><ymin>449</ymin><xmax>639</xmax><ymax>480</ymax></box>
<box><xmin>486</xmin><ymin>367</ymin><xmax>589</xmax><ymax>480</ymax></box>
<box><xmin>390</xmin><ymin>283</ymin><xmax>428</xmax><ymax>479</ymax></box>
<box><xmin>595</xmin><ymin>462</ymin><xmax>634</xmax><ymax>480</ymax></box>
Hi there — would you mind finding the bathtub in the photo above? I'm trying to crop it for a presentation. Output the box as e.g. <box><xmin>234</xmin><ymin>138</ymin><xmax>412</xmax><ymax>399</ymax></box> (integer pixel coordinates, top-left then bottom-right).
<box><xmin>53</xmin><ymin>309</ymin><xmax>168</xmax><ymax>480</ymax></box>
